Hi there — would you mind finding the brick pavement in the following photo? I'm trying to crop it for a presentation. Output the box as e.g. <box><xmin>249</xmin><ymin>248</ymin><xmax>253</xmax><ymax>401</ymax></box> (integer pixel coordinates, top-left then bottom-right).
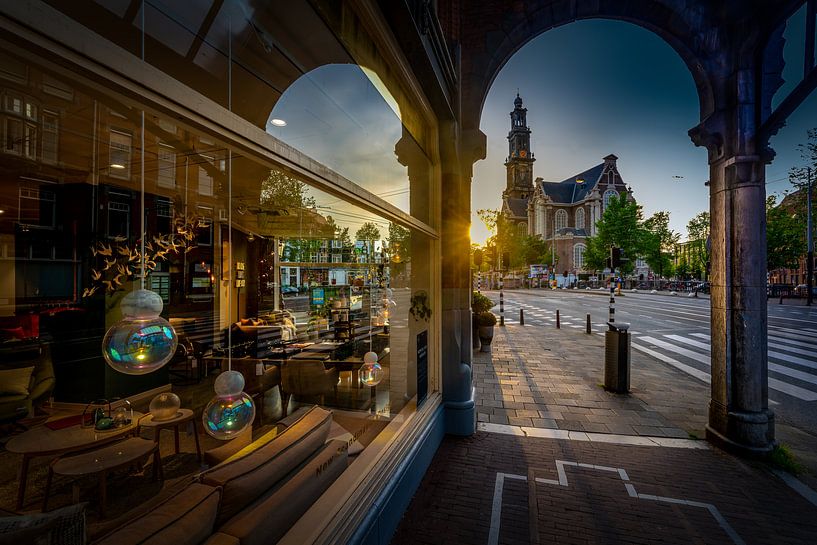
<box><xmin>390</xmin><ymin>323</ymin><xmax>817</xmax><ymax>544</ymax></box>
<box><xmin>391</xmin><ymin>432</ymin><xmax>817</xmax><ymax>544</ymax></box>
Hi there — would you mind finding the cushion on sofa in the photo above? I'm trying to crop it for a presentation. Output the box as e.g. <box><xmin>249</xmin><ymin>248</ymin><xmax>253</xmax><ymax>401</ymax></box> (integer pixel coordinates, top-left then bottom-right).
<box><xmin>0</xmin><ymin>366</ymin><xmax>34</xmax><ymax>396</ymax></box>
<box><xmin>92</xmin><ymin>482</ymin><xmax>221</xmax><ymax>545</ymax></box>
<box><xmin>216</xmin><ymin>439</ymin><xmax>349</xmax><ymax>545</ymax></box>
<box><xmin>200</xmin><ymin>406</ymin><xmax>332</xmax><ymax>525</ymax></box>
<box><xmin>202</xmin><ymin>534</ymin><xmax>240</xmax><ymax>545</ymax></box>
<box><xmin>203</xmin><ymin>427</ymin><xmax>254</xmax><ymax>467</ymax></box>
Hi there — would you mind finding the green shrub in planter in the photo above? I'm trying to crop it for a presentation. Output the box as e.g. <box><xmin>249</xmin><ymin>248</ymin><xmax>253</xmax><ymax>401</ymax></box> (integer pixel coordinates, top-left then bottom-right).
<box><xmin>472</xmin><ymin>292</ymin><xmax>496</xmax><ymax>315</ymax></box>
<box><xmin>477</xmin><ymin>311</ymin><xmax>497</xmax><ymax>327</ymax></box>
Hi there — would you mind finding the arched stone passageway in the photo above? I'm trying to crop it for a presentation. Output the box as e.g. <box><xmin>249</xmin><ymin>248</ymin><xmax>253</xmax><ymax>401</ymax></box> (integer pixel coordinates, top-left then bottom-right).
<box><xmin>440</xmin><ymin>0</ymin><xmax>808</xmax><ymax>453</ymax></box>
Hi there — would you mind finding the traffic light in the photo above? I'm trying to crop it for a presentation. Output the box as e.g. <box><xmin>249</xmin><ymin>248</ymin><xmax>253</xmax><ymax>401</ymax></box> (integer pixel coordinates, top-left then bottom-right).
<box><xmin>608</xmin><ymin>247</ymin><xmax>628</xmax><ymax>269</ymax></box>
<box><xmin>502</xmin><ymin>252</ymin><xmax>511</xmax><ymax>270</ymax></box>
<box><xmin>473</xmin><ymin>249</ymin><xmax>483</xmax><ymax>267</ymax></box>
<box><xmin>485</xmin><ymin>246</ymin><xmax>496</xmax><ymax>268</ymax></box>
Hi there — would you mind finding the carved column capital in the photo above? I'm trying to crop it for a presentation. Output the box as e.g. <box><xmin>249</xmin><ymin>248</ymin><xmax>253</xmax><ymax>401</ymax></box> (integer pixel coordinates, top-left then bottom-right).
<box><xmin>689</xmin><ymin>112</ymin><xmax>725</xmax><ymax>163</ymax></box>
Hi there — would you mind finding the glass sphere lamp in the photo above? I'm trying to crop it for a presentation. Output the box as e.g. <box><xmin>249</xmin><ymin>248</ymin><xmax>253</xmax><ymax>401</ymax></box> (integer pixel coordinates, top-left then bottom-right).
<box><xmin>360</xmin><ymin>351</ymin><xmax>383</xmax><ymax>387</ymax></box>
<box><xmin>202</xmin><ymin>370</ymin><xmax>256</xmax><ymax>440</ymax></box>
<box><xmin>103</xmin><ymin>289</ymin><xmax>178</xmax><ymax>375</ymax></box>
<box><xmin>149</xmin><ymin>392</ymin><xmax>181</xmax><ymax>421</ymax></box>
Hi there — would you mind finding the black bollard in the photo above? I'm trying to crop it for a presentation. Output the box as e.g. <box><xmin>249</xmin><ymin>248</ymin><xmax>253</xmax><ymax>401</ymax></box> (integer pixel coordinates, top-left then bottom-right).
<box><xmin>586</xmin><ymin>313</ymin><xmax>591</xmax><ymax>334</ymax></box>
<box><xmin>556</xmin><ymin>309</ymin><xmax>560</xmax><ymax>329</ymax></box>
<box><xmin>520</xmin><ymin>308</ymin><xmax>525</xmax><ymax>325</ymax></box>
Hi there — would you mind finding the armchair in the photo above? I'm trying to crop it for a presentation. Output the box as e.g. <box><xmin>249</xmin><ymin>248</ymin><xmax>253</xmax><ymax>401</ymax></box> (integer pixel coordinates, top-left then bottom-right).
<box><xmin>0</xmin><ymin>343</ymin><xmax>55</xmax><ymax>425</ymax></box>
<box><xmin>280</xmin><ymin>360</ymin><xmax>339</xmax><ymax>416</ymax></box>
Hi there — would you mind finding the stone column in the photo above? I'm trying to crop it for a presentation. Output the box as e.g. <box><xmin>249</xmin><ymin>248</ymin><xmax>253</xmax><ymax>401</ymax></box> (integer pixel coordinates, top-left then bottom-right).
<box><xmin>691</xmin><ymin>107</ymin><xmax>774</xmax><ymax>454</ymax></box>
<box><xmin>436</xmin><ymin>124</ymin><xmax>484</xmax><ymax>435</ymax></box>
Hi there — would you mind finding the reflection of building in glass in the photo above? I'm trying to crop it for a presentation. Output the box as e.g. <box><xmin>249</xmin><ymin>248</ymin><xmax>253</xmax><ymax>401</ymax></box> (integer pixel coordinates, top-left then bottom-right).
<box><xmin>0</xmin><ymin>2</ymin><xmax>439</xmax><ymax>542</ymax></box>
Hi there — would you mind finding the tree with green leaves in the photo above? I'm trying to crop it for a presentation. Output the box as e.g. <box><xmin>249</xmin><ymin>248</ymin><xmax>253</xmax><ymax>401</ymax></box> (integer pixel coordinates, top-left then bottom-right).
<box><xmin>789</xmin><ymin>128</ymin><xmax>817</xmax><ymax>189</ymax></box>
<box><xmin>766</xmin><ymin>195</ymin><xmax>805</xmax><ymax>271</ymax></box>
<box><xmin>686</xmin><ymin>211</ymin><xmax>710</xmax><ymax>279</ymax></box>
<box><xmin>519</xmin><ymin>235</ymin><xmax>550</xmax><ymax>268</ymax></box>
<box><xmin>260</xmin><ymin>170</ymin><xmax>316</xmax><ymax>209</ymax></box>
<box><xmin>356</xmin><ymin>221</ymin><xmax>381</xmax><ymax>262</ymax></box>
<box><xmin>642</xmin><ymin>211</ymin><xmax>679</xmax><ymax>279</ymax></box>
<box><xmin>583</xmin><ymin>194</ymin><xmax>644</xmax><ymax>275</ymax></box>
<box><xmin>386</xmin><ymin>222</ymin><xmax>411</xmax><ymax>264</ymax></box>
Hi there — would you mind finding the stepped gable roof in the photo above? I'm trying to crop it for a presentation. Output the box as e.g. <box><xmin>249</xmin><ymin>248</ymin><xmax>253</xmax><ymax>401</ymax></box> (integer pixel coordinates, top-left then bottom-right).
<box><xmin>505</xmin><ymin>198</ymin><xmax>529</xmax><ymax>218</ymax></box>
<box><xmin>538</xmin><ymin>163</ymin><xmax>604</xmax><ymax>204</ymax></box>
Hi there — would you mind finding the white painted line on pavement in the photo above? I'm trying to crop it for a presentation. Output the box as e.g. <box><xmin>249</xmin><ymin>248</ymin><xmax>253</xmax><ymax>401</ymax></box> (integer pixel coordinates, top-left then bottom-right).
<box><xmin>773</xmin><ymin>469</ymin><xmax>817</xmax><ymax>508</ymax></box>
<box><xmin>659</xmin><ymin>335</ymin><xmax>817</xmax><ymax>398</ymax></box>
<box><xmin>640</xmin><ymin>336</ymin><xmax>710</xmax><ymax>365</ymax></box>
<box><xmin>477</xmin><ymin>422</ymin><xmax>707</xmax><ymax>448</ymax></box>
<box><xmin>631</xmin><ymin>342</ymin><xmax>711</xmax><ymax>383</ymax></box>
<box><xmin>489</xmin><ymin>460</ymin><xmax>744</xmax><ymax>545</ymax></box>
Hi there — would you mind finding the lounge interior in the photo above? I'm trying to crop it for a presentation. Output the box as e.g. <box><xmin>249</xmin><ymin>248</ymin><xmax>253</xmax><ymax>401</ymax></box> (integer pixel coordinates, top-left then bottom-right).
<box><xmin>0</xmin><ymin>15</ymin><xmax>429</xmax><ymax>540</ymax></box>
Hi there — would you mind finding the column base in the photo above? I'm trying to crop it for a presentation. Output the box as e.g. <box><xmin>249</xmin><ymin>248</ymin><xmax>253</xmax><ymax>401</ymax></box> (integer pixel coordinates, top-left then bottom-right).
<box><xmin>445</xmin><ymin>386</ymin><xmax>476</xmax><ymax>436</ymax></box>
<box><xmin>706</xmin><ymin>403</ymin><xmax>775</xmax><ymax>456</ymax></box>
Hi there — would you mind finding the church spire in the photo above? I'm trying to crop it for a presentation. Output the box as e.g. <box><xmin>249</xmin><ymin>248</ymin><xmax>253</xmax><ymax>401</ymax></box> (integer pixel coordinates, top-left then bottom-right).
<box><xmin>503</xmin><ymin>94</ymin><xmax>535</xmax><ymax>200</ymax></box>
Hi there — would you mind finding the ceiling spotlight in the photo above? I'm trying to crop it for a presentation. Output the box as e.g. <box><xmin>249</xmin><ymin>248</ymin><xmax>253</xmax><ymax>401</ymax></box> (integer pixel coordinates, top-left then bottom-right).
<box><xmin>110</xmin><ymin>163</ymin><xmax>126</xmax><ymax>169</ymax></box>
<box><xmin>270</xmin><ymin>119</ymin><xmax>287</xmax><ymax>127</ymax></box>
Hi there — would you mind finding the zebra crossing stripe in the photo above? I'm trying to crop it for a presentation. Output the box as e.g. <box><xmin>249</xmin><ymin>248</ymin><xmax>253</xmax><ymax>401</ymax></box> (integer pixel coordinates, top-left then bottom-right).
<box><xmin>768</xmin><ymin>342</ymin><xmax>817</xmax><ymax>359</ymax></box>
<box><xmin>770</xmin><ymin>327</ymin><xmax>817</xmax><ymax>339</ymax></box>
<box><xmin>768</xmin><ymin>378</ymin><xmax>817</xmax><ymax>401</ymax></box>
<box><xmin>657</xmin><ymin>335</ymin><xmax>817</xmax><ymax>399</ymax></box>
<box><xmin>664</xmin><ymin>334</ymin><xmax>710</xmax><ymax>352</ymax></box>
<box><xmin>640</xmin><ymin>336</ymin><xmax>710</xmax><ymax>365</ymax></box>
<box><xmin>764</xmin><ymin>334</ymin><xmax>817</xmax><ymax>349</ymax></box>
<box><xmin>770</xmin><ymin>330</ymin><xmax>814</xmax><ymax>346</ymax></box>
<box><xmin>631</xmin><ymin>343</ymin><xmax>710</xmax><ymax>383</ymax></box>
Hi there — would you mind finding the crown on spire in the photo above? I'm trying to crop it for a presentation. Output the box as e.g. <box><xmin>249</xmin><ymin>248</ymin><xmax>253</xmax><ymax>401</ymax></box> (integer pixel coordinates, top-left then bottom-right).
<box><xmin>514</xmin><ymin>93</ymin><xmax>523</xmax><ymax>107</ymax></box>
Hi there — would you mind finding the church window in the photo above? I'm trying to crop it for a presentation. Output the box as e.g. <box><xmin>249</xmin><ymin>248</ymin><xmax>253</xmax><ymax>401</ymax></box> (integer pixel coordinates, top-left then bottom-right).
<box><xmin>603</xmin><ymin>189</ymin><xmax>617</xmax><ymax>209</ymax></box>
<box><xmin>555</xmin><ymin>209</ymin><xmax>567</xmax><ymax>231</ymax></box>
<box><xmin>575</xmin><ymin>208</ymin><xmax>585</xmax><ymax>230</ymax></box>
<box><xmin>518</xmin><ymin>222</ymin><xmax>527</xmax><ymax>235</ymax></box>
<box><xmin>574</xmin><ymin>244</ymin><xmax>587</xmax><ymax>270</ymax></box>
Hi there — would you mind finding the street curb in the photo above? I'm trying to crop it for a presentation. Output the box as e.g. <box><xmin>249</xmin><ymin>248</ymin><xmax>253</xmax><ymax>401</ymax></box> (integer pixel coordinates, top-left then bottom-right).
<box><xmin>478</xmin><ymin>422</ymin><xmax>708</xmax><ymax>449</ymax></box>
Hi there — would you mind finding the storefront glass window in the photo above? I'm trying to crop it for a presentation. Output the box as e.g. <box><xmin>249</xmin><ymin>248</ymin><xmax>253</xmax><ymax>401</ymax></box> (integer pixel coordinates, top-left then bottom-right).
<box><xmin>0</xmin><ymin>26</ymin><xmax>437</xmax><ymax>538</ymax></box>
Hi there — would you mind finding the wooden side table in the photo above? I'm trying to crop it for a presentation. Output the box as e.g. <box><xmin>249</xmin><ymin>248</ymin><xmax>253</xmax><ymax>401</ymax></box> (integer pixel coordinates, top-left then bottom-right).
<box><xmin>138</xmin><ymin>408</ymin><xmax>202</xmax><ymax>462</ymax></box>
<box><xmin>43</xmin><ymin>437</ymin><xmax>161</xmax><ymax>517</ymax></box>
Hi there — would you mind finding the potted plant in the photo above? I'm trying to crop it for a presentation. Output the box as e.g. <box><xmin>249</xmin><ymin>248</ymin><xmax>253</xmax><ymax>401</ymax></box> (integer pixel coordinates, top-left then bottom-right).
<box><xmin>472</xmin><ymin>291</ymin><xmax>495</xmax><ymax>349</ymax></box>
<box><xmin>477</xmin><ymin>311</ymin><xmax>497</xmax><ymax>352</ymax></box>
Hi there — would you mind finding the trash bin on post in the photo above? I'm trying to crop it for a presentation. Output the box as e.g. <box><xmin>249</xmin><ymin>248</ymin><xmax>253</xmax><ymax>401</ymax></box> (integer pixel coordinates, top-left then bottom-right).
<box><xmin>604</xmin><ymin>322</ymin><xmax>630</xmax><ymax>393</ymax></box>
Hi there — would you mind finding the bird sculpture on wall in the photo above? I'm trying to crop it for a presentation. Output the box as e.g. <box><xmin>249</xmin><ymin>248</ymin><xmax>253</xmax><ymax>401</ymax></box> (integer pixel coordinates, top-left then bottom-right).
<box><xmin>84</xmin><ymin>210</ymin><xmax>210</xmax><ymax>296</ymax></box>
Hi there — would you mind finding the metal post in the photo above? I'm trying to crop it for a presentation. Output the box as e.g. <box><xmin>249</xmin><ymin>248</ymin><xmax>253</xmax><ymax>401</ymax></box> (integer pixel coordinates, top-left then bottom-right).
<box><xmin>808</xmin><ymin>166</ymin><xmax>813</xmax><ymax>306</ymax></box>
<box><xmin>520</xmin><ymin>308</ymin><xmax>524</xmax><ymax>325</ymax></box>
<box><xmin>556</xmin><ymin>309</ymin><xmax>560</xmax><ymax>329</ymax></box>
<box><xmin>608</xmin><ymin>284</ymin><xmax>616</xmax><ymax>329</ymax></box>
<box><xmin>586</xmin><ymin>313</ymin><xmax>591</xmax><ymax>334</ymax></box>
<box><xmin>499</xmin><ymin>251</ymin><xmax>505</xmax><ymax>326</ymax></box>
<box><xmin>477</xmin><ymin>270</ymin><xmax>482</xmax><ymax>294</ymax></box>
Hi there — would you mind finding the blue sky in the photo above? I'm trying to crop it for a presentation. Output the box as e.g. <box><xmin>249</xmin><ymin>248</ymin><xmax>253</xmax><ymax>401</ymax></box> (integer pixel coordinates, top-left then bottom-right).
<box><xmin>471</xmin><ymin>15</ymin><xmax>817</xmax><ymax>244</ymax></box>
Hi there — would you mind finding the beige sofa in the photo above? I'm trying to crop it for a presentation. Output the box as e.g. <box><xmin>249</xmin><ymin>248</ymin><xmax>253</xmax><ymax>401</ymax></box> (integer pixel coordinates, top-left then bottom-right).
<box><xmin>90</xmin><ymin>406</ymin><xmax>347</xmax><ymax>545</ymax></box>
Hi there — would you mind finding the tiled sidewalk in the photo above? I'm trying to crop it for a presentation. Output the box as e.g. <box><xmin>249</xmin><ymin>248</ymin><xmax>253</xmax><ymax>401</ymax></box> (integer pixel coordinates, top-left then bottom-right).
<box><xmin>475</xmin><ymin>324</ymin><xmax>709</xmax><ymax>438</ymax></box>
<box><xmin>390</xmin><ymin>324</ymin><xmax>817</xmax><ymax>544</ymax></box>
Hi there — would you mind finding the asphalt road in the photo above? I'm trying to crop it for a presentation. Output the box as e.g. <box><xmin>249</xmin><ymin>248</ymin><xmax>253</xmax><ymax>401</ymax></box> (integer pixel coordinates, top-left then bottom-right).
<box><xmin>482</xmin><ymin>288</ymin><xmax>817</xmax><ymax>438</ymax></box>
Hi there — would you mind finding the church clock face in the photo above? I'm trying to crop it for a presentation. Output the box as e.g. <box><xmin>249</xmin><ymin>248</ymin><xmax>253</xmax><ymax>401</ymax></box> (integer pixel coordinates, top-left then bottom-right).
<box><xmin>520</xmin><ymin>150</ymin><xmax>527</xmax><ymax>158</ymax></box>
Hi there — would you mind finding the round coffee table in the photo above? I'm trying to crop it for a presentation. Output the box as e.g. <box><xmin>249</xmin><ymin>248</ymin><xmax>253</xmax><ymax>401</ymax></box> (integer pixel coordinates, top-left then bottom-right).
<box><xmin>7</xmin><ymin>412</ymin><xmax>143</xmax><ymax>510</ymax></box>
<box><xmin>138</xmin><ymin>408</ymin><xmax>201</xmax><ymax>462</ymax></box>
<box><xmin>42</xmin><ymin>437</ymin><xmax>161</xmax><ymax>517</ymax></box>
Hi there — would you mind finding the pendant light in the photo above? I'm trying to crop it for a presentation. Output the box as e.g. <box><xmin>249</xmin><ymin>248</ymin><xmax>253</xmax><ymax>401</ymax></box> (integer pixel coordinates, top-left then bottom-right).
<box><xmin>201</xmin><ymin>146</ymin><xmax>255</xmax><ymax>439</ymax></box>
<box><xmin>102</xmin><ymin>111</ymin><xmax>178</xmax><ymax>374</ymax></box>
